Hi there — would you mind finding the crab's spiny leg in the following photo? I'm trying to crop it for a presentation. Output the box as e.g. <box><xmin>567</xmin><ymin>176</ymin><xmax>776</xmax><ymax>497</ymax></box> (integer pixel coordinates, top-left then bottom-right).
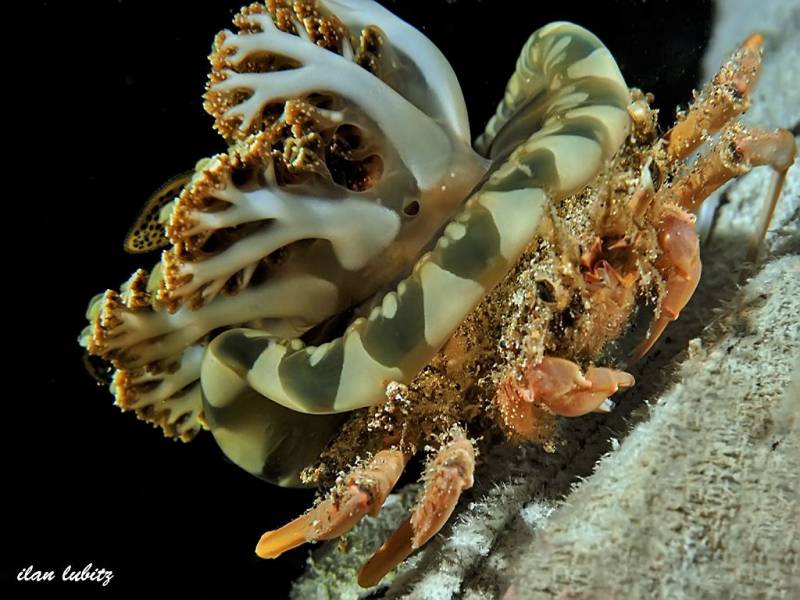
<box><xmin>652</xmin><ymin>125</ymin><xmax>796</xmax><ymax>294</ymax></box>
<box><xmin>666</xmin><ymin>33</ymin><xmax>764</xmax><ymax>160</ymax></box>
<box><xmin>663</xmin><ymin>127</ymin><xmax>796</xmax><ymax>215</ymax></box>
<box><xmin>202</xmin><ymin>22</ymin><xmax>631</xmax><ymax>417</ymax></box>
<box><xmin>358</xmin><ymin>432</ymin><xmax>475</xmax><ymax>588</ymax></box>
<box><xmin>255</xmin><ymin>449</ymin><xmax>407</xmax><ymax>558</ymax></box>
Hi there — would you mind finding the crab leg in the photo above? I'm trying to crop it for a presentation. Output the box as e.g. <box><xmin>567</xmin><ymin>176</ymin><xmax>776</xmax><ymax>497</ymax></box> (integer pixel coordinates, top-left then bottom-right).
<box><xmin>734</xmin><ymin>130</ymin><xmax>797</xmax><ymax>263</ymax></box>
<box><xmin>660</xmin><ymin>28</ymin><xmax>796</xmax><ymax>265</ymax></box>
<box><xmin>666</xmin><ymin>32</ymin><xmax>764</xmax><ymax>160</ymax></box>
<box><xmin>358</xmin><ymin>432</ymin><xmax>475</xmax><ymax>588</ymax></box>
<box><xmin>646</xmin><ymin>33</ymin><xmax>795</xmax><ymax>352</ymax></box>
<box><xmin>632</xmin><ymin>126</ymin><xmax>796</xmax><ymax>362</ymax></box>
<box><xmin>255</xmin><ymin>449</ymin><xmax>407</xmax><ymax>558</ymax></box>
<box><xmin>631</xmin><ymin>206</ymin><xmax>702</xmax><ymax>363</ymax></box>
<box><xmin>661</xmin><ymin>127</ymin><xmax>796</xmax><ymax>215</ymax></box>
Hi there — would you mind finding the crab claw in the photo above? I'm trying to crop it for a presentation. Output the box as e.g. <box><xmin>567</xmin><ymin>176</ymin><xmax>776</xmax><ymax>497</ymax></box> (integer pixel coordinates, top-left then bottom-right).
<box><xmin>255</xmin><ymin>449</ymin><xmax>407</xmax><ymax>559</ymax></box>
<box><xmin>496</xmin><ymin>356</ymin><xmax>634</xmax><ymax>435</ymax></box>
<box><xmin>631</xmin><ymin>207</ymin><xmax>701</xmax><ymax>363</ymax></box>
<box><xmin>575</xmin><ymin>367</ymin><xmax>637</xmax><ymax>414</ymax></box>
<box><xmin>526</xmin><ymin>357</ymin><xmax>635</xmax><ymax>417</ymax></box>
<box><xmin>496</xmin><ymin>377</ymin><xmax>554</xmax><ymax>441</ymax></box>
<box><xmin>358</xmin><ymin>432</ymin><xmax>475</xmax><ymax>588</ymax></box>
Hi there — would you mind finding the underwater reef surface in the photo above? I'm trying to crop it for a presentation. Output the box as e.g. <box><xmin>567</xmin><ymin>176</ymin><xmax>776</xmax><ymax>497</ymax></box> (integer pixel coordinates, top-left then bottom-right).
<box><xmin>291</xmin><ymin>0</ymin><xmax>800</xmax><ymax>597</ymax></box>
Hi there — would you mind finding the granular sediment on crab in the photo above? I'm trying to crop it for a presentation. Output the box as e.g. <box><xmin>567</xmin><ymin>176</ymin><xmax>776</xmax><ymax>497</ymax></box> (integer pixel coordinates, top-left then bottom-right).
<box><xmin>79</xmin><ymin>0</ymin><xmax>795</xmax><ymax>588</ymax></box>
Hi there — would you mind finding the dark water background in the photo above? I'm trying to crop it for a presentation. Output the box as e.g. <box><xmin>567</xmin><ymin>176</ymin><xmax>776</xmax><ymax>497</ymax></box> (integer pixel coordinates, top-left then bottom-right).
<box><xmin>8</xmin><ymin>0</ymin><xmax>710</xmax><ymax>595</ymax></box>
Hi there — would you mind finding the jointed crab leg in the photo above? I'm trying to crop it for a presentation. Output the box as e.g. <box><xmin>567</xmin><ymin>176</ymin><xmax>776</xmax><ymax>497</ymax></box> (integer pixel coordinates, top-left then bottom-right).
<box><xmin>662</xmin><ymin>127</ymin><xmax>796</xmax><ymax>215</ymax></box>
<box><xmin>631</xmin><ymin>206</ymin><xmax>701</xmax><ymax>363</ymax></box>
<box><xmin>631</xmin><ymin>126</ymin><xmax>796</xmax><ymax>362</ymax></box>
<box><xmin>659</xmin><ymin>29</ymin><xmax>796</xmax><ymax>259</ymax></box>
<box><xmin>658</xmin><ymin>28</ymin><xmax>796</xmax><ymax>267</ymax></box>
<box><xmin>355</xmin><ymin>358</ymin><xmax>632</xmax><ymax>585</ymax></box>
<box><xmin>256</xmin><ymin>449</ymin><xmax>407</xmax><ymax>558</ymax></box>
<box><xmin>735</xmin><ymin>130</ymin><xmax>797</xmax><ymax>263</ymax></box>
<box><xmin>666</xmin><ymin>32</ymin><xmax>764</xmax><ymax>160</ymax></box>
<box><xmin>359</xmin><ymin>431</ymin><xmax>475</xmax><ymax>588</ymax></box>
<box><xmin>624</xmin><ymin>27</ymin><xmax>798</xmax><ymax>364</ymax></box>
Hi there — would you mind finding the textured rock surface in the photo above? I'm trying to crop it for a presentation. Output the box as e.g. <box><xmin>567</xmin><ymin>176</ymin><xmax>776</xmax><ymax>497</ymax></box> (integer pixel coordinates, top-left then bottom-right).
<box><xmin>291</xmin><ymin>1</ymin><xmax>799</xmax><ymax>597</ymax></box>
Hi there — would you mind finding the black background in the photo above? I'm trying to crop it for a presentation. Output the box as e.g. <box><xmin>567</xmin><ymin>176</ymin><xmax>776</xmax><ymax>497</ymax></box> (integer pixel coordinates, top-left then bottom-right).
<box><xmin>8</xmin><ymin>1</ymin><xmax>710</xmax><ymax>595</ymax></box>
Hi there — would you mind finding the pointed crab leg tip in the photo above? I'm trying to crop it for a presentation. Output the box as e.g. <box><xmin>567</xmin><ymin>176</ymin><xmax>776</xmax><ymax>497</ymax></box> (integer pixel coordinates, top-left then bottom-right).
<box><xmin>628</xmin><ymin>348</ymin><xmax>647</xmax><ymax>367</ymax></box>
<box><xmin>630</xmin><ymin>316</ymin><xmax>671</xmax><ymax>365</ymax></box>
<box><xmin>744</xmin><ymin>32</ymin><xmax>764</xmax><ymax>49</ymax></box>
<box><xmin>255</xmin><ymin>517</ymin><xmax>309</xmax><ymax>559</ymax></box>
<box><xmin>358</xmin><ymin>518</ymin><xmax>414</xmax><ymax>589</ymax></box>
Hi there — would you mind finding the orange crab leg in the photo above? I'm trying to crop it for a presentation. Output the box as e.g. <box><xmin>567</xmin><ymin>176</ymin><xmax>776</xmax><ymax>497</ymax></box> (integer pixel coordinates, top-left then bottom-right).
<box><xmin>256</xmin><ymin>449</ymin><xmax>407</xmax><ymax>559</ymax></box>
<box><xmin>633</xmin><ymin>126</ymin><xmax>796</xmax><ymax>362</ymax></box>
<box><xmin>735</xmin><ymin>130</ymin><xmax>797</xmax><ymax>263</ymax></box>
<box><xmin>359</xmin><ymin>517</ymin><xmax>415</xmax><ymax>588</ymax></box>
<box><xmin>663</xmin><ymin>127</ymin><xmax>796</xmax><ymax>215</ymax></box>
<box><xmin>409</xmin><ymin>435</ymin><xmax>475</xmax><ymax>548</ymax></box>
<box><xmin>359</xmin><ymin>433</ymin><xmax>475</xmax><ymax>588</ymax></box>
<box><xmin>631</xmin><ymin>206</ymin><xmax>701</xmax><ymax>363</ymax></box>
<box><xmin>666</xmin><ymin>32</ymin><xmax>764</xmax><ymax>160</ymax></box>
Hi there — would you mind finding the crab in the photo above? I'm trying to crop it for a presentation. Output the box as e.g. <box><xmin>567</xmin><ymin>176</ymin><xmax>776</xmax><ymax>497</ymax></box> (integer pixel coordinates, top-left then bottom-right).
<box><xmin>79</xmin><ymin>0</ymin><xmax>795</xmax><ymax>588</ymax></box>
